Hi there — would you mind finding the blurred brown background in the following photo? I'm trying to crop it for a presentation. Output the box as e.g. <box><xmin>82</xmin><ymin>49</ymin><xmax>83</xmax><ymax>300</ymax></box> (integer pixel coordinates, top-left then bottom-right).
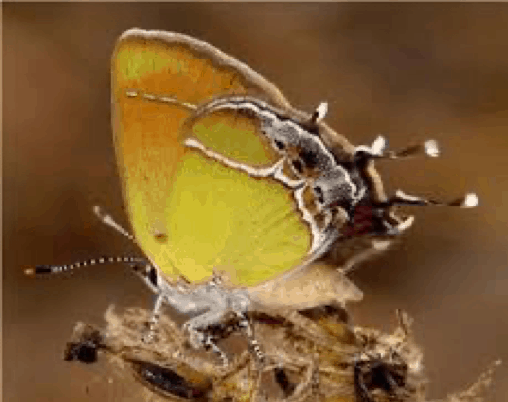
<box><xmin>4</xmin><ymin>3</ymin><xmax>507</xmax><ymax>401</ymax></box>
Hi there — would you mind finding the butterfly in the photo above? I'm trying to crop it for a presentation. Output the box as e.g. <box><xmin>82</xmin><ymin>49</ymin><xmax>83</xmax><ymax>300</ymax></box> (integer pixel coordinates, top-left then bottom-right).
<box><xmin>27</xmin><ymin>28</ymin><xmax>477</xmax><ymax>365</ymax></box>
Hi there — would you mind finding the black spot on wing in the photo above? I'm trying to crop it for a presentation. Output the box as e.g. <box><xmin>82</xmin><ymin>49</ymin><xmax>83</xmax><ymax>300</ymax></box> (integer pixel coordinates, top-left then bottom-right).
<box><xmin>154</xmin><ymin>232</ymin><xmax>168</xmax><ymax>243</ymax></box>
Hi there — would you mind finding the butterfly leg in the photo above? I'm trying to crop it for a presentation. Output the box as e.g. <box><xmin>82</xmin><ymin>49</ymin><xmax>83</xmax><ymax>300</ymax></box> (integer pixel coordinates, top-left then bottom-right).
<box><xmin>182</xmin><ymin>309</ymin><xmax>231</xmax><ymax>366</ymax></box>
<box><xmin>196</xmin><ymin>329</ymin><xmax>229</xmax><ymax>367</ymax></box>
<box><xmin>128</xmin><ymin>262</ymin><xmax>169</xmax><ymax>343</ymax></box>
<box><xmin>140</xmin><ymin>272</ymin><xmax>231</xmax><ymax>365</ymax></box>
<box><xmin>142</xmin><ymin>293</ymin><xmax>164</xmax><ymax>343</ymax></box>
<box><xmin>146</xmin><ymin>283</ymin><xmax>231</xmax><ymax>365</ymax></box>
<box><xmin>130</xmin><ymin>258</ymin><xmax>254</xmax><ymax>366</ymax></box>
<box><xmin>235</xmin><ymin>312</ymin><xmax>265</xmax><ymax>365</ymax></box>
<box><xmin>181</xmin><ymin>288</ymin><xmax>254</xmax><ymax>367</ymax></box>
<box><xmin>129</xmin><ymin>262</ymin><xmax>210</xmax><ymax>344</ymax></box>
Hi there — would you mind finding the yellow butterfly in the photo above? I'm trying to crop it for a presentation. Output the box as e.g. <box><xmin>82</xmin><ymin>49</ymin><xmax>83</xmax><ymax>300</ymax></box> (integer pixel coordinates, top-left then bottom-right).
<box><xmin>27</xmin><ymin>28</ymin><xmax>477</xmax><ymax>365</ymax></box>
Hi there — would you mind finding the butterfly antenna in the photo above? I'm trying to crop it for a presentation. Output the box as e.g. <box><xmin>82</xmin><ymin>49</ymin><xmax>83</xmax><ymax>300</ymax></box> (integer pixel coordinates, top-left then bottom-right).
<box><xmin>94</xmin><ymin>206</ymin><xmax>180</xmax><ymax>274</ymax></box>
<box><xmin>93</xmin><ymin>205</ymin><xmax>138</xmax><ymax>244</ymax></box>
<box><xmin>24</xmin><ymin>256</ymin><xmax>146</xmax><ymax>277</ymax></box>
<box><xmin>237</xmin><ymin>312</ymin><xmax>265</xmax><ymax>366</ymax></box>
<box><xmin>383</xmin><ymin>189</ymin><xmax>478</xmax><ymax>209</ymax></box>
<box><xmin>354</xmin><ymin>136</ymin><xmax>478</xmax><ymax>210</ymax></box>
<box><xmin>368</xmin><ymin>190</ymin><xmax>477</xmax><ymax>237</ymax></box>
<box><xmin>354</xmin><ymin>135</ymin><xmax>439</xmax><ymax>162</ymax></box>
<box><xmin>24</xmin><ymin>206</ymin><xmax>149</xmax><ymax>278</ymax></box>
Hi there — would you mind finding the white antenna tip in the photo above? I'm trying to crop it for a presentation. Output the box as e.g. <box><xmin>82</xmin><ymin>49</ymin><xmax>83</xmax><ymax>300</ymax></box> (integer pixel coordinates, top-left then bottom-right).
<box><xmin>462</xmin><ymin>193</ymin><xmax>479</xmax><ymax>208</ymax></box>
<box><xmin>424</xmin><ymin>140</ymin><xmax>440</xmax><ymax>157</ymax></box>
<box><xmin>371</xmin><ymin>135</ymin><xmax>387</xmax><ymax>155</ymax></box>
<box><xmin>316</xmin><ymin>102</ymin><xmax>328</xmax><ymax>121</ymax></box>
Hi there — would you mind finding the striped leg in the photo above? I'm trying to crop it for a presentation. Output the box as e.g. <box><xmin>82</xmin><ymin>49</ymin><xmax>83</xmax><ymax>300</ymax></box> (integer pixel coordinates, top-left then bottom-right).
<box><xmin>236</xmin><ymin>313</ymin><xmax>265</xmax><ymax>366</ymax></box>
<box><xmin>142</xmin><ymin>293</ymin><xmax>164</xmax><ymax>343</ymax></box>
<box><xmin>183</xmin><ymin>318</ymin><xmax>230</xmax><ymax>367</ymax></box>
<box><xmin>203</xmin><ymin>334</ymin><xmax>229</xmax><ymax>367</ymax></box>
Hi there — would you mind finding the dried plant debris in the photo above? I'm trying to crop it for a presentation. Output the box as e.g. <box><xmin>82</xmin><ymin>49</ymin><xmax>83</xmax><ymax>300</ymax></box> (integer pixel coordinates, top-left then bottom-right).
<box><xmin>63</xmin><ymin>305</ymin><xmax>499</xmax><ymax>402</ymax></box>
<box><xmin>433</xmin><ymin>360</ymin><xmax>502</xmax><ymax>402</ymax></box>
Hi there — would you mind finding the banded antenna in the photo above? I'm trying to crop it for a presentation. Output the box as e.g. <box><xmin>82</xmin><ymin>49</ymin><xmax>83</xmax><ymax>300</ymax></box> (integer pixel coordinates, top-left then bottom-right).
<box><xmin>24</xmin><ymin>206</ymin><xmax>149</xmax><ymax>277</ymax></box>
<box><xmin>354</xmin><ymin>136</ymin><xmax>478</xmax><ymax>210</ymax></box>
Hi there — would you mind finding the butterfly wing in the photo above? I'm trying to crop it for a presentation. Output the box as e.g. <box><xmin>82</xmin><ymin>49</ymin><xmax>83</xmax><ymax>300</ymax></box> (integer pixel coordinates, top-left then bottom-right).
<box><xmin>112</xmin><ymin>29</ymin><xmax>316</xmax><ymax>286</ymax></box>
